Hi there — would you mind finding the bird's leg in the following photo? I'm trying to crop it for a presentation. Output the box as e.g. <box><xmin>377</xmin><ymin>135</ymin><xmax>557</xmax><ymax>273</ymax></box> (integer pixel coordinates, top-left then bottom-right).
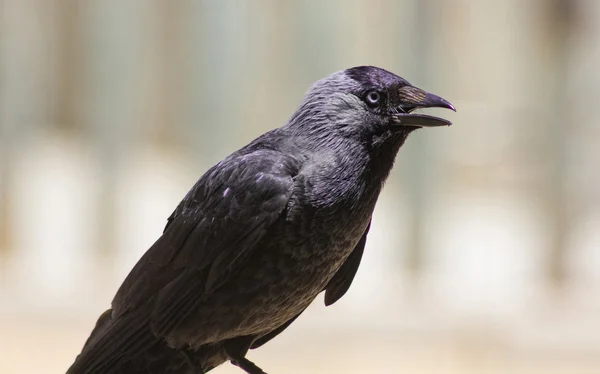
<box><xmin>230</xmin><ymin>357</ymin><xmax>267</xmax><ymax>374</ymax></box>
<box><xmin>224</xmin><ymin>336</ymin><xmax>268</xmax><ymax>374</ymax></box>
<box><xmin>180</xmin><ymin>349</ymin><xmax>204</xmax><ymax>374</ymax></box>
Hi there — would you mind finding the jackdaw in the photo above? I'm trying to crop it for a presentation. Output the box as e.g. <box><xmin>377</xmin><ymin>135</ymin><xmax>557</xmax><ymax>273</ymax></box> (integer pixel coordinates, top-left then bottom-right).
<box><xmin>67</xmin><ymin>66</ymin><xmax>455</xmax><ymax>374</ymax></box>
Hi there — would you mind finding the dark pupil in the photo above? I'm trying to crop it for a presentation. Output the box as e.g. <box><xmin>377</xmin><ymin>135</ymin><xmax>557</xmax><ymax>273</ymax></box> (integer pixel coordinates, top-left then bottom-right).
<box><xmin>367</xmin><ymin>92</ymin><xmax>379</xmax><ymax>104</ymax></box>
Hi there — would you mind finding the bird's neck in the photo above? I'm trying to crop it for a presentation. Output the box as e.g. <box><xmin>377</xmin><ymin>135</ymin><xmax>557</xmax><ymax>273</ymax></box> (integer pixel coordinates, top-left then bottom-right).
<box><xmin>366</xmin><ymin>128</ymin><xmax>413</xmax><ymax>183</ymax></box>
<box><xmin>299</xmin><ymin>129</ymin><xmax>411</xmax><ymax>202</ymax></box>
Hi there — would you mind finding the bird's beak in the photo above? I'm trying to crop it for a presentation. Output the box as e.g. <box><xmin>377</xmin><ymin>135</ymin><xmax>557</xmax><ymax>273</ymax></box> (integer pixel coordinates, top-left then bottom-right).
<box><xmin>391</xmin><ymin>86</ymin><xmax>456</xmax><ymax>127</ymax></box>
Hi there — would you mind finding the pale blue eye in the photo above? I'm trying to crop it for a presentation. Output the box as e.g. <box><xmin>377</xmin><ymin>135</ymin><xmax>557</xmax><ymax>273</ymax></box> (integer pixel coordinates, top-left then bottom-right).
<box><xmin>366</xmin><ymin>91</ymin><xmax>381</xmax><ymax>106</ymax></box>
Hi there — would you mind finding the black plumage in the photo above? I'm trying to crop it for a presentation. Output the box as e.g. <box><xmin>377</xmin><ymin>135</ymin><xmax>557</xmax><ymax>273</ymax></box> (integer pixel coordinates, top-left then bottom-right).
<box><xmin>68</xmin><ymin>66</ymin><xmax>454</xmax><ymax>374</ymax></box>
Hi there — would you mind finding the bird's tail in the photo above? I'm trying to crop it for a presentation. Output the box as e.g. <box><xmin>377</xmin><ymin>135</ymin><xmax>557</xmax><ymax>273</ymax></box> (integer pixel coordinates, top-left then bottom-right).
<box><xmin>67</xmin><ymin>307</ymin><xmax>156</xmax><ymax>374</ymax></box>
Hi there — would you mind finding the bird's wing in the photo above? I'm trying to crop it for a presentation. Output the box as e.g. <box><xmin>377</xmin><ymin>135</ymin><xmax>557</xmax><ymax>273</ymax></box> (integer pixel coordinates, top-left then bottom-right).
<box><xmin>324</xmin><ymin>221</ymin><xmax>371</xmax><ymax>306</ymax></box>
<box><xmin>118</xmin><ymin>149</ymin><xmax>297</xmax><ymax>310</ymax></box>
<box><xmin>69</xmin><ymin>149</ymin><xmax>298</xmax><ymax>373</ymax></box>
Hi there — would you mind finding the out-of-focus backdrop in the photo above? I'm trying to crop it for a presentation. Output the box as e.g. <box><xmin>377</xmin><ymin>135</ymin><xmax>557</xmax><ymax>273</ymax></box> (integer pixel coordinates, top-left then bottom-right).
<box><xmin>1</xmin><ymin>1</ymin><xmax>600</xmax><ymax>373</ymax></box>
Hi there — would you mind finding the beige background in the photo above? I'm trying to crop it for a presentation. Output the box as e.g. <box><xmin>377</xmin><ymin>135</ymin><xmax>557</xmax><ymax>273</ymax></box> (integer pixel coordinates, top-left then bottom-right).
<box><xmin>1</xmin><ymin>1</ymin><xmax>600</xmax><ymax>373</ymax></box>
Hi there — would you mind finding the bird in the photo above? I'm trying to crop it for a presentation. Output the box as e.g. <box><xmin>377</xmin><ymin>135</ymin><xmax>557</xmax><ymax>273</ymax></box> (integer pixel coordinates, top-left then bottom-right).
<box><xmin>67</xmin><ymin>66</ymin><xmax>455</xmax><ymax>374</ymax></box>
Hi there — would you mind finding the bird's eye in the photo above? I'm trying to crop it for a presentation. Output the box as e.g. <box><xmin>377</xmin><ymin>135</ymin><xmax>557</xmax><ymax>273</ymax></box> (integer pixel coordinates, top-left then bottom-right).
<box><xmin>365</xmin><ymin>91</ymin><xmax>381</xmax><ymax>106</ymax></box>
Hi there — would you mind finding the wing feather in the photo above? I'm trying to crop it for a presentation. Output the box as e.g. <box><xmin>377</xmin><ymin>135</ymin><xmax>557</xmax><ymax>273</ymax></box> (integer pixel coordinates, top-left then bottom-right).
<box><xmin>324</xmin><ymin>221</ymin><xmax>371</xmax><ymax>306</ymax></box>
<box><xmin>69</xmin><ymin>149</ymin><xmax>299</xmax><ymax>373</ymax></box>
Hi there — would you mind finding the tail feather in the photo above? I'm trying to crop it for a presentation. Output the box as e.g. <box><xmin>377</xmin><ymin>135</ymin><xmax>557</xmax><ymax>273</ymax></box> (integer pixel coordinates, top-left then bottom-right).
<box><xmin>68</xmin><ymin>305</ymin><xmax>229</xmax><ymax>373</ymax></box>
<box><xmin>68</xmin><ymin>307</ymin><xmax>157</xmax><ymax>373</ymax></box>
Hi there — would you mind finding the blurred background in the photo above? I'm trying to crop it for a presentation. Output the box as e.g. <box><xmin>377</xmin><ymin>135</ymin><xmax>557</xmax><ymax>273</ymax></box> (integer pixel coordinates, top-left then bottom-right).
<box><xmin>1</xmin><ymin>0</ymin><xmax>600</xmax><ymax>373</ymax></box>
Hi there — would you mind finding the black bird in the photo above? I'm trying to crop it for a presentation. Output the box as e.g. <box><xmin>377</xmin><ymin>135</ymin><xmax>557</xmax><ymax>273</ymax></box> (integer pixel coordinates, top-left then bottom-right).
<box><xmin>68</xmin><ymin>66</ymin><xmax>455</xmax><ymax>374</ymax></box>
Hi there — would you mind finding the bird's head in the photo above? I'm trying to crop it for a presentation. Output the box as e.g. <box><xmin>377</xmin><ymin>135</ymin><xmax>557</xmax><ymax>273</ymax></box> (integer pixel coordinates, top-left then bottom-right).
<box><xmin>287</xmin><ymin>66</ymin><xmax>455</xmax><ymax>144</ymax></box>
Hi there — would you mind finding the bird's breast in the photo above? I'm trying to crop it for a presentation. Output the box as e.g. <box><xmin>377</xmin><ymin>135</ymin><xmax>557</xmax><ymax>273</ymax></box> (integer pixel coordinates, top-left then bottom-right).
<box><xmin>174</xmin><ymin>167</ymin><xmax>384</xmax><ymax>346</ymax></box>
<box><xmin>275</xmin><ymin>176</ymin><xmax>379</xmax><ymax>283</ymax></box>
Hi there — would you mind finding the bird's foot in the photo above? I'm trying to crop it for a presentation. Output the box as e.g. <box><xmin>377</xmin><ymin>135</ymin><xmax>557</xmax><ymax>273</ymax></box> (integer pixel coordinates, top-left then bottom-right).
<box><xmin>224</xmin><ymin>336</ymin><xmax>268</xmax><ymax>374</ymax></box>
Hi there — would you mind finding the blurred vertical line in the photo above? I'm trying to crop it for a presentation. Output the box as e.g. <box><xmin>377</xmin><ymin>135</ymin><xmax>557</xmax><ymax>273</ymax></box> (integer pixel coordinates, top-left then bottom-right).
<box><xmin>0</xmin><ymin>0</ymin><xmax>70</xmax><ymax>283</ymax></box>
<box><xmin>54</xmin><ymin>0</ymin><xmax>81</xmax><ymax>134</ymax></box>
<box><xmin>78</xmin><ymin>1</ymin><xmax>143</xmax><ymax>260</ymax></box>
<box><xmin>180</xmin><ymin>0</ymin><xmax>251</xmax><ymax>164</ymax></box>
<box><xmin>234</xmin><ymin>0</ymin><xmax>296</xmax><ymax>142</ymax></box>
<box><xmin>152</xmin><ymin>0</ymin><xmax>182</xmax><ymax>149</ymax></box>
<box><xmin>291</xmin><ymin>1</ymin><xmax>341</xmax><ymax>78</ymax></box>
<box><xmin>130</xmin><ymin>0</ymin><xmax>184</xmax><ymax>150</ymax></box>
<box><xmin>0</xmin><ymin>0</ymin><xmax>10</xmax><ymax>266</ymax></box>
<box><xmin>84</xmin><ymin>2</ymin><xmax>116</xmax><ymax>262</ymax></box>
<box><xmin>542</xmin><ymin>0</ymin><xmax>575</xmax><ymax>288</ymax></box>
<box><xmin>402</xmin><ymin>0</ymin><xmax>436</xmax><ymax>283</ymax></box>
<box><xmin>0</xmin><ymin>0</ymin><xmax>46</xmax><ymax>278</ymax></box>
